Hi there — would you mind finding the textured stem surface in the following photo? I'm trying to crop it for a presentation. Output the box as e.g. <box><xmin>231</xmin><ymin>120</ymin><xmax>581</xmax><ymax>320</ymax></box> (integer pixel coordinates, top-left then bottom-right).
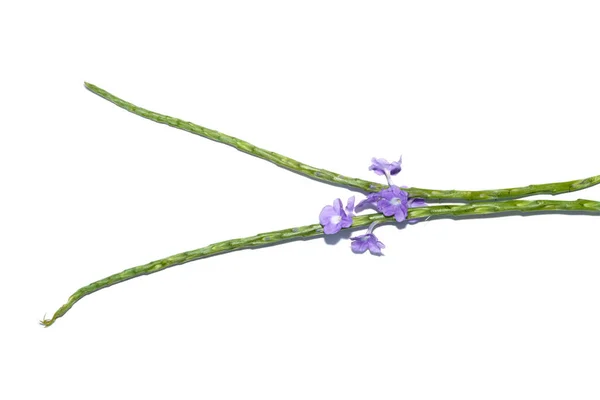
<box><xmin>406</xmin><ymin>176</ymin><xmax>600</xmax><ymax>202</ymax></box>
<box><xmin>42</xmin><ymin>198</ymin><xmax>600</xmax><ymax>327</ymax></box>
<box><xmin>84</xmin><ymin>83</ymin><xmax>381</xmax><ymax>192</ymax></box>
<box><xmin>84</xmin><ymin>82</ymin><xmax>600</xmax><ymax>201</ymax></box>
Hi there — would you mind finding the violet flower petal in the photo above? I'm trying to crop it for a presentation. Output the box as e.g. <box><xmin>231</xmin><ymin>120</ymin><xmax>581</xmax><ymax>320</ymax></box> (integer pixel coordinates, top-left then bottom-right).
<box><xmin>345</xmin><ymin>196</ymin><xmax>356</xmax><ymax>214</ymax></box>
<box><xmin>368</xmin><ymin>158</ymin><xmax>389</xmax><ymax>176</ymax></box>
<box><xmin>367</xmin><ymin>238</ymin><xmax>385</xmax><ymax>255</ymax></box>
<box><xmin>388</xmin><ymin>156</ymin><xmax>402</xmax><ymax>176</ymax></box>
<box><xmin>394</xmin><ymin>206</ymin><xmax>407</xmax><ymax>223</ymax></box>
<box><xmin>319</xmin><ymin>205</ymin><xmax>337</xmax><ymax>226</ymax></box>
<box><xmin>341</xmin><ymin>215</ymin><xmax>353</xmax><ymax>228</ymax></box>
<box><xmin>351</xmin><ymin>237</ymin><xmax>370</xmax><ymax>253</ymax></box>
<box><xmin>323</xmin><ymin>221</ymin><xmax>342</xmax><ymax>235</ymax></box>
<box><xmin>332</xmin><ymin>198</ymin><xmax>343</xmax><ymax>213</ymax></box>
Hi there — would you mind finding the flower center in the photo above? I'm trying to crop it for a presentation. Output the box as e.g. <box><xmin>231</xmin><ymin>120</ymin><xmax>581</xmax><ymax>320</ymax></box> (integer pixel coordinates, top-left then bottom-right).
<box><xmin>390</xmin><ymin>197</ymin><xmax>402</xmax><ymax>206</ymax></box>
<box><xmin>330</xmin><ymin>215</ymin><xmax>342</xmax><ymax>224</ymax></box>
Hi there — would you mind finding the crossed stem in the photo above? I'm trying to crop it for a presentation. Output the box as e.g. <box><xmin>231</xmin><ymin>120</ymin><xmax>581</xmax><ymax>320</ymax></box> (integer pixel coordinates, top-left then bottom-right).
<box><xmin>40</xmin><ymin>84</ymin><xmax>600</xmax><ymax>327</ymax></box>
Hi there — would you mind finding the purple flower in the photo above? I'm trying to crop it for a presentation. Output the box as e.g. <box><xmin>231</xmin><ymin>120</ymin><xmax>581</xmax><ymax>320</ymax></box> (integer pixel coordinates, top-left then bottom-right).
<box><xmin>319</xmin><ymin>197</ymin><xmax>355</xmax><ymax>234</ymax></box>
<box><xmin>351</xmin><ymin>233</ymin><xmax>385</xmax><ymax>255</ymax></box>
<box><xmin>357</xmin><ymin>186</ymin><xmax>409</xmax><ymax>222</ymax></box>
<box><xmin>358</xmin><ymin>186</ymin><xmax>424</xmax><ymax>223</ymax></box>
<box><xmin>369</xmin><ymin>156</ymin><xmax>402</xmax><ymax>176</ymax></box>
<box><xmin>350</xmin><ymin>221</ymin><xmax>385</xmax><ymax>255</ymax></box>
<box><xmin>377</xmin><ymin>186</ymin><xmax>409</xmax><ymax>222</ymax></box>
<box><xmin>369</xmin><ymin>156</ymin><xmax>402</xmax><ymax>186</ymax></box>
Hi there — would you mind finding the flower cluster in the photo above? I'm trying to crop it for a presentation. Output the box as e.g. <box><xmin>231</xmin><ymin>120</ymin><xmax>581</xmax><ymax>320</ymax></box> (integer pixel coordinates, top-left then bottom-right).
<box><xmin>318</xmin><ymin>156</ymin><xmax>426</xmax><ymax>255</ymax></box>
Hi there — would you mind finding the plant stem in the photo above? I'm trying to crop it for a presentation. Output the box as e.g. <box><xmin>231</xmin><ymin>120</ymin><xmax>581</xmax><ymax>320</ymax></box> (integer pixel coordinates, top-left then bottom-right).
<box><xmin>42</xmin><ymin>198</ymin><xmax>600</xmax><ymax>327</ymax></box>
<box><xmin>406</xmin><ymin>198</ymin><xmax>600</xmax><ymax>218</ymax></box>
<box><xmin>84</xmin><ymin>82</ymin><xmax>382</xmax><ymax>192</ymax></box>
<box><xmin>406</xmin><ymin>176</ymin><xmax>600</xmax><ymax>202</ymax></box>
<box><xmin>84</xmin><ymin>82</ymin><xmax>600</xmax><ymax>201</ymax></box>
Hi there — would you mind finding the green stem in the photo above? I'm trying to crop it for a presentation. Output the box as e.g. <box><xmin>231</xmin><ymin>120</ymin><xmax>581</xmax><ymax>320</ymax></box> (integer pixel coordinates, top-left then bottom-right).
<box><xmin>42</xmin><ymin>198</ymin><xmax>600</xmax><ymax>327</ymax></box>
<box><xmin>84</xmin><ymin>82</ymin><xmax>600</xmax><ymax>201</ymax></box>
<box><xmin>85</xmin><ymin>82</ymin><xmax>382</xmax><ymax>192</ymax></box>
<box><xmin>406</xmin><ymin>176</ymin><xmax>600</xmax><ymax>202</ymax></box>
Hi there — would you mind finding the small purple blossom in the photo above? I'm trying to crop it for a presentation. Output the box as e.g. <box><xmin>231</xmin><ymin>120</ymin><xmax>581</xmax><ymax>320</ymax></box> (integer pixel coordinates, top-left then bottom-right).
<box><xmin>377</xmin><ymin>186</ymin><xmax>409</xmax><ymax>222</ymax></box>
<box><xmin>319</xmin><ymin>197</ymin><xmax>355</xmax><ymax>234</ymax></box>
<box><xmin>369</xmin><ymin>156</ymin><xmax>402</xmax><ymax>185</ymax></box>
<box><xmin>358</xmin><ymin>186</ymin><xmax>409</xmax><ymax>222</ymax></box>
<box><xmin>369</xmin><ymin>156</ymin><xmax>402</xmax><ymax>176</ymax></box>
<box><xmin>358</xmin><ymin>186</ymin><xmax>426</xmax><ymax>223</ymax></box>
<box><xmin>350</xmin><ymin>221</ymin><xmax>385</xmax><ymax>255</ymax></box>
<box><xmin>351</xmin><ymin>233</ymin><xmax>385</xmax><ymax>255</ymax></box>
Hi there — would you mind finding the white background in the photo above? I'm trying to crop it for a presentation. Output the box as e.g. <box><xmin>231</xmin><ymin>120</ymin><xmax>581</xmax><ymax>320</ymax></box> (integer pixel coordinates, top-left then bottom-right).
<box><xmin>2</xmin><ymin>1</ymin><xmax>600</xmax><ymax>399</ymax></box>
